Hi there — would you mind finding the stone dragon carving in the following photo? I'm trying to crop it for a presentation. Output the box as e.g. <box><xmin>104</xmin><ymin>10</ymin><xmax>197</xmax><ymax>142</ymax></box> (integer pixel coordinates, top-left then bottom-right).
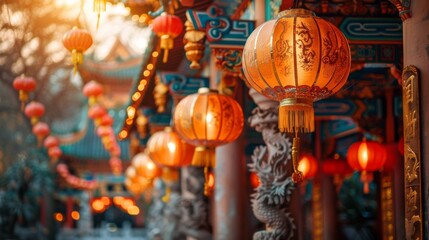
<box><xmin>161</xmin><ymin>181</ymin><xmax>184</xmax><ymax>240</ymax></box>
<box><xmin>147</xmin><ymin>179</ymin><xmax>166</xmax><ymax>239</ymax></box>
<box><xmin>248</xmin><ymin>106</ymin><xmax>295</xmax><ymax>240</ymax></box>
<box><xmin>180</xmin><ymin>166</ymin><xmax>212</xmax><ymax>240</ymax></box>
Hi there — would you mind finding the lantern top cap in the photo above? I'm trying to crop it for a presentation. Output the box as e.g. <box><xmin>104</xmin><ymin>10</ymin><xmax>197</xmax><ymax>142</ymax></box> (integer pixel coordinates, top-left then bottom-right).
<box><xmin>277</xmin><ymin>8</ymin><xmax>315</xmax><ymax>18</ymax></box>
<box><xmin>164</xmin><ymin>126</ymin><xmax>172</xmax><ymax>132</ymax></box>
<box><xmin>198</xmin><ymin>87</ymin><xmax>218</xmax><ymax>94</ymax></box>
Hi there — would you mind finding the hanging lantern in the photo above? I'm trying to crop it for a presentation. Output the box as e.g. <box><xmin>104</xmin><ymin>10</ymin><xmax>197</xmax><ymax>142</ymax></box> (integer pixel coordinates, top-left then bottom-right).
<box><xmin>297</xmin><ymin>154</ymin><xmax>318</xmax><ymax>181</ymax></box>
<box><xmin>24</xmin><ymin>101</ymin><xmax>45</xmax><ymax>125</ymax></box>
<box><xmin>13</xmin><ymin>75</ymin><xmax>36</xmax><ymax>110</ymax></box>
<box><xmin>347</xmin><ymin>139</ymin><xmax>386</xmax><ymax>194</ymax></box>
<box><xmin>242</xmin><ymin>9</ymin><xmax>351</xmax><ymax>183</ymax></box>
<box><xmin>322</xmin><ymin>154</ymin><xmax>353</xmax><ymax>191</ymax></box>
<box><xmin>100</xmin><ymin>114</ymin><xmax>114</xmax><ymax>126</ymax></box>
<box><xmin>48</xmin><ymin>146</ymin><xmax>62</xmax><ymax>163</ymax></box>
<box><xmin>63</xmin><ymin>27</ymin><xmax>93</xmax><ymax>74</ymax></box>
<box><xmin>109</xmin><ymin>157</ymin><xmax>122</xmax><ymax>175</ymax></box>
<box><xmin>151</xmin><ymin>13</ymin><xmax>184</xmax><ymax>63</ymax></box>
<box><xmin>88</xmin><ymin>105</ymin><xmax>106</xmax><ymax>125</ymax></box>
<box><xmin>131</xmin><ymin>152</ymin><xmax>162</xmax><ymax>180</ymax></box>
<box><xmin>83</xmin><ymin>81</ymin><xmax>103</xmax><ymax>106</ymax></box>
<box><xmin>174</xmin><ymin>88</ymin><xmax>244</xmax><ymax>168</ymax></box>
<box><xmin>32</xmin><ymin>122</ymin><xmax>50</xmax><ymax>145</ymax></box>
<box><xmin>44</xmin><ymin>136</ymin><xmax>60</xmax><ymax>148</ymax></box>
<box><xmin>93</xmin><ymin>0</ymin><xmax>107</xmax><ymax>29</ymax></box>
<box><xmin>174</xmin><ymin>88</ymin><xmax>243</xmax><ymax>196</ymax></box>
<box><xmin>147</xmin><ymin>127</ymin><xmax>194</xmax><ymax>168</ymax></box>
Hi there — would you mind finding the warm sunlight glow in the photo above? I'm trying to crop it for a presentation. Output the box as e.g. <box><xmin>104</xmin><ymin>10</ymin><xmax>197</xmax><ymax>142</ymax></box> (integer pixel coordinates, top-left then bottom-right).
<box><xmin>92</xmin><ymin>199</ymin><xmax>105</xmax><ymax>212</ymax></box>
<box><xmin>122</xmin><ymin>199</ymin><xmax>134</xmax><ymax>210</ymax></box>
<box><xmin>147</xmin><ymin>161</ymin><xmax>155</xmax><ymax>170</ymax></box>
<box><xmin>101</xmin><ymin>196</ymin><xmax>111</xmax><ymax>206</ymax></box>
<box><xmin>206</xmin><ymin>112</ymin><xmax>213</xmax><ymax>123</ymax></box>
<box><xmin>207</xmin><ymin>172</ymin><xmax>215</xmax><ymax>189</ymax></box>
<box><xmin>113</xmin><ymin>196</ymin><xmax>124</xmax><ymax>205</ymax></box>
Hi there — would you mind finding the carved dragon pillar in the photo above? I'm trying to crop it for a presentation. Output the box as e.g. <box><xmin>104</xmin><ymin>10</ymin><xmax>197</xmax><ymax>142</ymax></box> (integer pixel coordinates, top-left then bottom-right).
<box><xmin>248</xmin><ymin>89</ymin><xmax>295</xmax><ymax>240</ymax></box>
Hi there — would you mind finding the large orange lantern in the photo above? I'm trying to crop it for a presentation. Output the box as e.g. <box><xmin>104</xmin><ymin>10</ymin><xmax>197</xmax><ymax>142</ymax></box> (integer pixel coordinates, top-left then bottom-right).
<box><xmin>242</xmin><ymin>8</ymin><xmax>351</xmax><ymax>182</ymax></box>
<box><xmin>147</xmin><ymin>127</ymin><xmax>194</xmax><ymax>168</ymax></box>
<box><xmin>24</xmin><ymin>101</ymin><xmax>45</xmax><ymax>125</ymax></box>
<box><xmin>63</xmin><ymin>27</ymin><xmax>93</xmax><ymax>74</ymax></box>
<box><xmin>347</xmin><ymin>139</ymin><xmax>386</xmax><ymax>193</ymax></box>
<box><xmin>13</xmin><ymin>75</ymin><xmax>36</xmax><ymax>110</ymax></box>
<box><xmin>297</xmin><ymin>154</ymin><xmax>318</xmax><ymax>181</ymax></box>
<box><xmin>174</xmin><ymin>88</ymin><xmax>244</xmax><ymax>168</ymax></box>
<box><xmin>131</xmin><ymin>152</ymin><xmax>162</xmax><ymax>180</ymax></box>
<box><xmin>151</xmin><ymin>13</ymin><xmax>184</xmax><ymax>63</ymax></box>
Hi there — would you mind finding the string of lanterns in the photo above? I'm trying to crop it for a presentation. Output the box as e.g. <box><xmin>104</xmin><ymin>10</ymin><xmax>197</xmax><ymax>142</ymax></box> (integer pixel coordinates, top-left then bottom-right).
<box><xmin>82</xmin><ymin>80</ymin><xmax>123</xmax><ymax>176</ymax></box>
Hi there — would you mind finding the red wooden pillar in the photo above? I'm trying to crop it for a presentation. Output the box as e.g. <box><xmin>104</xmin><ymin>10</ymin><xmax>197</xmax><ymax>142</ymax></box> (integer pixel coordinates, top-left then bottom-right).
<box><xmin>65</xmin><ymin>197</ymin><xmax>74</xmax><ymax>229</ymax></box>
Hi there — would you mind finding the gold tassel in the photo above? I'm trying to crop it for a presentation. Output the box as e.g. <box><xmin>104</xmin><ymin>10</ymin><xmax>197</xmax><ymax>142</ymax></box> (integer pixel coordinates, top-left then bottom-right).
<box><xmin>160</xmin><ymin>35</ymin><xmax>173</xmax><ymax>63</ymax></box>
<box><xmin>18</xmin><ymin>90</ymin><xmax>28</xmax><ymax>112</ymax></box>
<box><xmin>279</xmin><ymin>98</ymin><xmax>314</xmax><ymax>133</ymax></box>
<box><xmin>291</xmin><ymin>136</ymin><xmax>303</xmax><ymax>183</ymax></box>
<box><xmin>203</xmin><ymin>167</ymin><xmax>213</xmax><ymax>196</ymax></box>
<box><xmin>71</xmin><ymin>50</ymin><xmax>83</xmax><ymax>75</ymax></box>
<box><xmin>162</xmin><ymin>186</ymin><xmax>171</xmax><ymax>202</ymax></box>
<box><xmin>360</xmin><ymin>171</ymin><xmax>373</xmax><ymax>194</ymax></box>
<box><xmin>192</xmin><ymin>146</ymin><xmax>215</xmax><ymax>168</ymax></box>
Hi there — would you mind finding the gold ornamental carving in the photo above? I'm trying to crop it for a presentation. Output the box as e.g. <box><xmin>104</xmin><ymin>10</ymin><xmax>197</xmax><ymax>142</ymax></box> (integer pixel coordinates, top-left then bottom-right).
<box><xmin>402</xmin><ymin>65</ymin><xmax>422</xmax><ymax>240</ymax></box>
<box><xmin>183</xmin><ymin>19</ymin><xmax>206</xmax><ymax>69</ymax></box>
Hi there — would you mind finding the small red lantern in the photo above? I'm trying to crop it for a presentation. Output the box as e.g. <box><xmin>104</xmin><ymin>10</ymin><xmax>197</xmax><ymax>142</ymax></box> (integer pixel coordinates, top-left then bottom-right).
<box><xmin>151</xmin><ymin>13</ymin><xmax>184</xmax><ymax>63</ymax></box>
<box><xmin>83</xmin><ymin>81</ymin><xmax>103</xmax><ymax>106</ymax></box>
<box><xmin>322</xmin><ymin>154</ymin><xmax>353</xmax><ymax>191</ymax></box>
<box><xmin>100</xmin><ymin>114</ymin><xmax>114</xmax><ymax>126</ymax></box>
<box><xmin>297</xmin><ymin>154</ymin><xmax>318</xmax><ymax>181</ymax></box>
<box><xmin>347</xmin><ymin>139</ymin><xmax>386</xmax><ymax>194</ymax></box>
<box><xmin>48</xmin><ymin>146</ymin><xmax>62</xmax><ymax>162</ymax></box>
<box><xmin>32</xmin><ymin>122</ymin><xmax>50</xmax><ymax>141</ymax></box>
<box><xmin>44</xmin><ymin>136</ymin><xmax>60</xmax><ymax>148</ymax></box>
<box><xmin>13</xmin><ymin>75</ymin><xmax>36</xmax><ymax>110</ymax></box>
<box><xmin>88</xmin><ymin>105</ymin><xmax>106</xmax><ymax>125</ymax></box>
<box><xmin>109</xmin><ymin>157</ymin><xmax>122</xmax><ymax>175</ymax></box>
<box><xmin>24</xmin><ymin>101</ymin><xmax>45</xmax><ymax>125</ymax></box>
<box><xmin>63</xmin><ymin>27</ymin><xmax>93</xmax><ymax>74</ymax></box>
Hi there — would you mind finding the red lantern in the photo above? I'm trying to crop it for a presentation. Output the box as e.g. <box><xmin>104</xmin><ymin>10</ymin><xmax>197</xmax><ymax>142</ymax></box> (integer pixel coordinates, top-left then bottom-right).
<box><xmin>100</xmin><ymin>114</ymin><xmax>114</xmax><ymax>126</ymax></box>
<box><xmin>83</xmin><ymin>81</ymin><xmax>103</xmax><ymax>106</ymax></box>
<box><xmin>297</xmin><ymin>154</ymin><xmax>318</xmax><ymax>181</ymax></box>
<box><xmin>151</xmin><ymin>13</ymin><xmax>184</xmax><ymax>63</ymax></box>
<box><xmin>109</xmin><ymin>157</ymin><xmax>122</xmax><ymax>175</ymax></box>
<box><xmin>88</xmin><ymin>105</ymin><xmax>106</xmax><ymax>125</ymax></box>
<box><xmin>32</xmin><ymin>122</ymin><xmax>50</xmax><ymax>139</ymax></box>
<box><xmin>347</xmin><ymin>140</ymin><xmax>386</xmax><ymax>193</ymax></box>
<box><xmin>24</xmin><ymin>101</ymin><xmax>45</xmax><ymax>125</ymax></box>
<box><xmin>322</xmin><ymin>154</ymin><xmax>353</xmax><ymax>191</ymax></box>
<box><xmin>63</xmin><ymin>27</ymin><xmax>93</xmax><ymax>74</ymax></box>
<box><xmin>13</xmin><ymin>75</ymin><xmax>36</xmax><ymax>110</ymax></box>
<box><xmin>48</xmin><ymin>146</ymin><xmax>62</xmax><ymax>162</ymax></box>
<box><xmin>44</xmin><ymin>136</ymin><xmax>60</xmax><ymax>148</ymax></box>
<box><xmin>147</xmin><ymin>127</ymin><xmax>194</xmax><ymax>168</ymax></box>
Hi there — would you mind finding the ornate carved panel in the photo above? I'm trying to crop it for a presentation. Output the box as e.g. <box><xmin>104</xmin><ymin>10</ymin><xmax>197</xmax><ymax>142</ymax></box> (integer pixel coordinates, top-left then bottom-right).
<box><xmin>402</xmin><ymin>65</ymin><xmax>422</xmax><ymax>240</ymax></box>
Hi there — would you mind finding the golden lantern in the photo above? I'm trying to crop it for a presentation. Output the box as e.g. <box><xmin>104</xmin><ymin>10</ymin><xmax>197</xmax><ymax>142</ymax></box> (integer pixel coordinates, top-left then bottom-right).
<box><xmin>147</xmin><ymin>127</ymin><xmax>194</xmax><ymax>168</ymax></box>
<box><xmin>132</xmin><ymin>152</ymin><xmax>162</xmax><ymax>180</ymax></box>
<box><xmin>174</xmin><ymin>88</ymin><xmax>244</xmax><ymax>168</ymax></box>
<box><xmin>242</xmin><ymin>9</ymin><xmax>351</xmax><ymax>182</ymax></box>
<box><xmin>174</xmin><ymin>88</ymin><xmax>244</xmax><ymax>195</ymax></box>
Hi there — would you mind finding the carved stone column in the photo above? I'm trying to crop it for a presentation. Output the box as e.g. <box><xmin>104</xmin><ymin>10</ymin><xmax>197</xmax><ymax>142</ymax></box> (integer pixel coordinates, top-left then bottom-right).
<box><xmin>180</xmin><ymin>166</ymin><xmax>212</xmax><ymax>240</ymax></box>
<box><xmin>248</xmin><ymin>89</ymin><xmax>295</xmax><ymax>240</ymax></box>
<box><xmin>162</xmin><ymin>181</ymin><xmax>184</xmax><ymax>240</ymax></box>
<box><xmin>147</xmin><ymin>179</ymin><xmax>166</xmax><ymax>239</ymax></box>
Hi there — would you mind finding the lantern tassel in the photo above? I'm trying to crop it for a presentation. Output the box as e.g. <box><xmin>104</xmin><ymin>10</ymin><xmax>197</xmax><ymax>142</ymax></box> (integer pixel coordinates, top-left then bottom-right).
<box><xmin>162</xmin><ymin>186</ymin><xmax>171</xmax><ymax>202</ymax></box>
<box><xmin>71</xmin><ymin>50</ymin><xmax>83</xmax><ymax>75</ymax></box>
<box><xmin>291</xmin><ymin>136</ymin><xmax>303</xmax><ymax>183</ymax></box>
<box><xmin>19</xmin><ymin>90</ymin><xmax>28</xmax><ymax>112</ymax></box>
<box><xmin>160</xmin><ymin>35</ymin><xmax>173</xmax><ymax>63</ymax></box>
<box><xmin>360</xmin><ymin>171</ymin><xmax>373</xmax><ymax>194</ymax></box>
<box><xmin>192</xmin><ymin>146</ymin><xmax>215</xmax><ymax>168</ymax></box>
<box><xmin>203</xmin><ymin>167</ymin><xmax>212</xmax><ymax>196</ymax></box>
<box><xmin>279</xmin><ymin>98</ymin><xmax>314</xmax><ymax>133</ymax></box>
